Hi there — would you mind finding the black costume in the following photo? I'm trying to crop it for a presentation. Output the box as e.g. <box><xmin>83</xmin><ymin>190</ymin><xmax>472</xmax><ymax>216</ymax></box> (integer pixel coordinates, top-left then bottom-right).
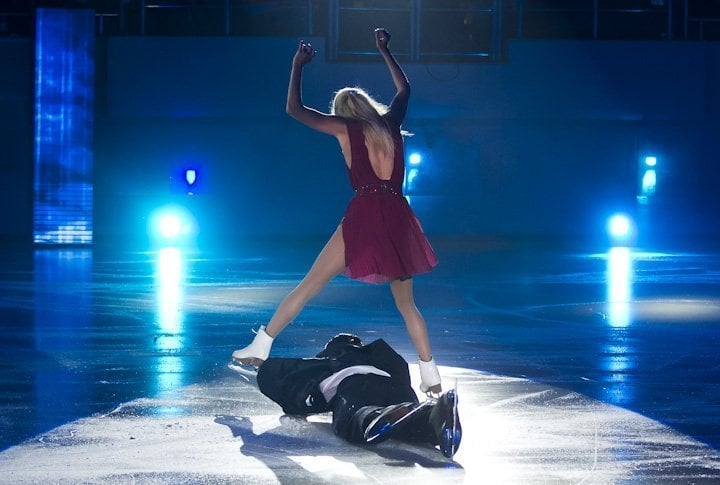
<box><xmin>256</xmin><ymin>335</ymin><xmax>461</xmax><ymax>456</ymax></box>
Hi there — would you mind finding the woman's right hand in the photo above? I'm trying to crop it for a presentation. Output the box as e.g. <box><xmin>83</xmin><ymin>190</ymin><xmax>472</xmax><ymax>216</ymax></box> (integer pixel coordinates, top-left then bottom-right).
<box><xmin>292</xmin><ymin>41</ymin><xmax>315</xmax><ymax>68</ymax></box>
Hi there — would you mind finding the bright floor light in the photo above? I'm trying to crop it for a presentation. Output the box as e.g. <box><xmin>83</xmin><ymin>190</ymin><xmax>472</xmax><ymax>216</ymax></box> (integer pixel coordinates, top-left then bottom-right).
<box><xmin>607</xmin><ymin>214</ymin><xmax>633</xmax><ymax>244</ymax></box>
<box><xmin>158</xmin><ymin>214</ymin><xmax>182</xmax><ymax>239</ymax></box>
<box><xmin>149</xmin><ymin>205</ymin><xmax>196</xmax><ymax>244</ymax></box>
<box><xmin>408</xmin><ymin>152</ymin><xmax>422</xmax><ymax>165</ymax></box>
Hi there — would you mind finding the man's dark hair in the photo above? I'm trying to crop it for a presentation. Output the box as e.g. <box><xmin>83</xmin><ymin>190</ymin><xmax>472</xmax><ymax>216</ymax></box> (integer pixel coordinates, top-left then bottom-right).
<box><xmin>316</xmin><ymin>333</ymin><xmax>363</xmax><ymax>358</ymax></box>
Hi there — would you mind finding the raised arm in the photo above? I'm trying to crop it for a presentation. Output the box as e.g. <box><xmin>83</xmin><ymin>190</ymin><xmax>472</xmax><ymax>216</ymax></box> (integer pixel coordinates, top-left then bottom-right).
<box><xmin>286</xmin><ymin>41</ymin><xmax>345</xmax><ymax>136</ymax></box>
<box><xmin>375</xmin><ymin>28</ymin><xmax>410</xmax><ymax>126</ymax></box>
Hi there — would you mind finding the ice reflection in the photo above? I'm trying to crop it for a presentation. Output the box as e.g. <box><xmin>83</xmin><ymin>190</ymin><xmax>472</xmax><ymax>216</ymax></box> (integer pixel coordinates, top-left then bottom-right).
<box><xmin>154</xmin><ymin>247</ymin><xmax>185</xmax><ymax>396</ymax></box>
<box><xmin>33</xmin><ymin>250</ymin><xmax>92</xmax><ymax>431</ymax></box>
<box><xmin>603</xmin><ymin>247</ymin><xmax>635</xmax><ymax>404</ymax></box>
<box><xmin>607</xmin><ymin>247</ymin><xmax>633</xmax><ymax>328</ymax></box>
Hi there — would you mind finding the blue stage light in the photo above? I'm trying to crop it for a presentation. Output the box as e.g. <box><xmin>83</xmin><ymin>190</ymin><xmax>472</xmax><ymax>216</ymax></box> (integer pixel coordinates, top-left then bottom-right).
<box><xmin>407</xmin><ymin>168</ymin><xmax>419</xmax><ymax>189</ymax></box>
<box><xmin>182</xmin><ymin>168</ymin><xmax>199</xmax><ymax>195</ymax></box>
<box><xmin>608</xmin><ymin>214</ymin><xmax>633</xmax><ymax>243</ymax></box>
<box><xmin>642</xmin><ymin>169</ymin><xmax>656</xmax><ymax>195</ymax></box>
<box><xmin>408</xmin><ymin>152</ymin><xmax>422</xmax><ymax>165</ymax></box>
<box><xmin>33</xmin><ymin>9</ymin><xmax>94</xmax><ymax>245</ymax></box>
<box><xmin>149</xmin><ymin>205</ymin><xmax>196</xmax><ymax>244</ymax></box>
<box><xmin>637</xmin><ymin>155</ymin><xmax>658</xmax><ymax>204</ymax></box>
<box><xmin>185</xmin><ymin>169</ymin><xmax>197</xmax><ymax>186</ymax></box>
<box><xmin>158</xmin><ymin>214</ymin><xmax>183</xmax><ymax>239</ymax></box>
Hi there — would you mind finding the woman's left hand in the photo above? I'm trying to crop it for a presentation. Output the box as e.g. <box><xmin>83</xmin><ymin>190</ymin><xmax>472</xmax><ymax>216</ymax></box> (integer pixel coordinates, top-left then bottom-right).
<box><xmin>375</xmin><ymin>28</ymin><xmax>391</xmax><ymax>51</ymax></box>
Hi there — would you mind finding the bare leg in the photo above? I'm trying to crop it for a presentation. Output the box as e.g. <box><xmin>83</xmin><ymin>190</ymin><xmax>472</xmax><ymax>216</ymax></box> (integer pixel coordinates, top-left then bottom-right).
<box><xmin>390</xmin><ymin>278</ymin><xmax>432</xmax><ymax>360</ymax></box>
<box><xmin>264</xmin><ymin>225</ymin><xmax>347</xmax><ymax>338</ymax></box>
<box><xmin>391</xmin><ymin>278</ymin><xmax>442</xmax><ymax>394</ymax></box>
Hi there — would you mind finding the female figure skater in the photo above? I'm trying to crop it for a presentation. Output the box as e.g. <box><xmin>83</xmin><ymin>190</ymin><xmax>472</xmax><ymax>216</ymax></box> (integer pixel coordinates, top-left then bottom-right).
<box><xmin>232</xmin><ymin>28</ymin><xmax>442</xmax><ymax>394</ymax></box>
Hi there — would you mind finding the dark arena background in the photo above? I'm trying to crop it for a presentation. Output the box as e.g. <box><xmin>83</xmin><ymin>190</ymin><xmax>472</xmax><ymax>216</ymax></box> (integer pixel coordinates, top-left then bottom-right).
<box><xmin>1</xmin><ymin>1</ymin><xmax>720</xmax><ymax>482</ymax></box>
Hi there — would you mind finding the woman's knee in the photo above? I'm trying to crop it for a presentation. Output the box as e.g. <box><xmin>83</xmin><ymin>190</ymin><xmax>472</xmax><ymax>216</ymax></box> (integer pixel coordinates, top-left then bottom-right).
<box><xmin>391</xmin><ymin>281</ymin><xmax>415</xmax><ymax>312</ymax></box>
<box><xmin>290</xmin><ymin>278</ymin><xmax>325</xmax><ymax>306</ymax></box>
<box><xmin>392</xmin><ymin>293</ymin><xmax>417</xmax><ymax>316</ymax></box>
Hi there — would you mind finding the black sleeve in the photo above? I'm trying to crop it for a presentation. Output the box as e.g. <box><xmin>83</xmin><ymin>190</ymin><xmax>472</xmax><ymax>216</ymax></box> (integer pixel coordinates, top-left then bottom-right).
<box><xmin>360</xmin><ymin>339</ymin><xmax>414</xmax><ymax>388</ymax></box>
<box><xmin>256</xmin><ymin>358</ymin><xmax>333</xmax><ymax>415</ymax></box>
<box><xmin>331</xmin><ymin>339</ymin><xmax>418</xmax><ymax>403</ymax></box>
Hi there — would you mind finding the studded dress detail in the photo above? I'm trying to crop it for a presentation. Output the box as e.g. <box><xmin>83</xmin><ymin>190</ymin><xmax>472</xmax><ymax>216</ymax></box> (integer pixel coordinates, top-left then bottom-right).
<box><xmin>341</xmin><ymin>119</ymin><xmax>438</xmax><ymax>284</ymax></box>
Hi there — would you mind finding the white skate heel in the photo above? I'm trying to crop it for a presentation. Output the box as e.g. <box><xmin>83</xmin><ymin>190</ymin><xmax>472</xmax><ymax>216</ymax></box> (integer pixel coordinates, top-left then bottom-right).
<box><xmin>419</xmin><ymin>356</ymin><xmax>442</xmax><ymax>396</ymax></box>
<box><xmin>231</xmin><ymin>326</ymin><xmax>274</xmax><ymax>368</ymax></box>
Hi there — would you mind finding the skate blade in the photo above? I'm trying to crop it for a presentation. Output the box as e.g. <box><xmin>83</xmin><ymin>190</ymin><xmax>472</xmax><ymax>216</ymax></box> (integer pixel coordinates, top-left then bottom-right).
<box><xmin>441</xmin><ymin>387</ymin><xmax>462</xmax><ymax>458</ymax></box>
<box><xmin>227</xmin><ymin>361</ymin><xmax>259</xmax><ymax>377</ymax></box>
<box><xmin>231</xmin><ymin>355</ymin><xmax>265</xmax><ymax>367</ymax></box>
<box><xmin>365</xmin><ymin>400</ymin><xmax>434</xmax><ymax>443</ymax></box>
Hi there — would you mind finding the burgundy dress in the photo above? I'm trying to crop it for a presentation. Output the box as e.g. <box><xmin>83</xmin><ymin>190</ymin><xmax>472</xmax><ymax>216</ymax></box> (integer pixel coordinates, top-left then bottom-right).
<box><xmin>341</xmin><ymin>119</ymin><xmax>438</xmax><ymax>284</ymax></box>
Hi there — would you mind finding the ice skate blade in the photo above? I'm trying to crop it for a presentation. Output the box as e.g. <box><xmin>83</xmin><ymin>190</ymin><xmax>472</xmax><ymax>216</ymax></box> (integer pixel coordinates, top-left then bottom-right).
<box><xmin>439</xmin><ymin>389</ymin><xmax>462</xmax><ymax>458</ymax></box>
<box><xmin>230</xmin><ymin>355</ymin><xmax>265</xmax><ymax>367</ymax></box>
<box><xmin>227</xmin><ymin>361</ymin><xmax>259</xmax><ymax>377</ymax></box>
<box><xmin>422</xmin><ymin>384</ymin><xmax>442</xmax><ymax>396</ymax></box>
<box><xmin>365</xmin><ymin>400</ymin><xmax>434</xmax><ymax>443</ymax></box>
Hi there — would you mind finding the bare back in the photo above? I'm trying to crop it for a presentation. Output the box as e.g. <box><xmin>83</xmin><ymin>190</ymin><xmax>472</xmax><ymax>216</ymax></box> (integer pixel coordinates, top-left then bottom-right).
<box><xmin>337</xmin><ymin>126</ymin><xmax>394</xmax><ymax>181</ymax></box>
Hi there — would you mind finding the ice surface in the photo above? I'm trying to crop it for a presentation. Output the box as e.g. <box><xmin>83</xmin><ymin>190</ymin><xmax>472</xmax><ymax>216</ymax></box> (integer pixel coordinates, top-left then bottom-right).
<box><xmin>2</xmin><ymin>365</ymin><xmax>719</xmax><ymax>484</ymax></box>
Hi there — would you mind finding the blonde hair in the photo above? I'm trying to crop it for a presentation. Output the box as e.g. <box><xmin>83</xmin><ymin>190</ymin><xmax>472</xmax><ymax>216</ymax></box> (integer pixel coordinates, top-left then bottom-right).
<box><xmin>331</xmin><ymin>87</ymin><xmax>395</xmax><ymax>159</ymax></box>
